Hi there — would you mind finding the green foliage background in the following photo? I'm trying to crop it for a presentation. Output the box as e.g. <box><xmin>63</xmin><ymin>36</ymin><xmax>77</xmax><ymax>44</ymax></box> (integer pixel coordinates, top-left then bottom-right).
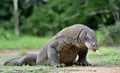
<box><xmin>0</xmin><ymin>0</ymin><xmax>120</xmax><ymax>46</ymax></box>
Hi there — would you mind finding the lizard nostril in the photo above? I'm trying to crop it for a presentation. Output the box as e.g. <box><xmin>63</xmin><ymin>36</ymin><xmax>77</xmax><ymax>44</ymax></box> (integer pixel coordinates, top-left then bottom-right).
<box><xmin>93</xmin><ymin>43</ymin><xmax>96</xmax><ymax>47</ymax></box>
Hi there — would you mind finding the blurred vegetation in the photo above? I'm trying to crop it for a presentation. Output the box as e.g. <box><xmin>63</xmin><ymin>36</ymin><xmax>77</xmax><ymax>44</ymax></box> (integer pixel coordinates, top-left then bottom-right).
<box><xmin>0</xmin><ymin>36</ymin><xmax>50</xmax><ymax>50</ymax></box>
<box><xmin>98</xmin><ymin>22</ymin><xmax>120</xmax><ymax>46</ymax></box>
<box><xmin>0</xmin><ymin>0</ymin><xmax>120</xmax><ymax>47</ymax></box>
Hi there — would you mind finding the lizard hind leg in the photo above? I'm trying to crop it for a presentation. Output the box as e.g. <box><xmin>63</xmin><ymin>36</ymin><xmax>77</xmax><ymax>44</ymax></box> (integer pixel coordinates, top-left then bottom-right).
<box><xmin>36</xmin><ymin>48</ymin><xmax>48</xmax><ymax>65</ymax></box>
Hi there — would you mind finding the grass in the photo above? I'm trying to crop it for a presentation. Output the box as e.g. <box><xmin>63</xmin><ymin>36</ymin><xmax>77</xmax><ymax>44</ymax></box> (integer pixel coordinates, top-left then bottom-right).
<box><xmin>0</xmin><ymin>36</ymin><xmax>51</xmax><ymax>50</ymax></box>
<box><xmin>0</xmin><ymin>65</ymin><xmax>71</xmax><ymax>73</ymax></box>
<box><xmin>88</xmin><ymin>47</ymin><xmax>120</xmax><ymax>66</ymax></box>
<box><xmin>0</xmin><ymin>65</ymin><xmax>53</xmax><ymax>73</ymax></box>
<box><xmin>0</xmin><ymin>47</ymin><xmax>119</xmax><ymax>73</ymax></box>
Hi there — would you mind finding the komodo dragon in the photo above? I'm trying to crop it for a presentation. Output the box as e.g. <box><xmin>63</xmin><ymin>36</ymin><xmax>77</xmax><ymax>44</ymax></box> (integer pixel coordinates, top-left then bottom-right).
<box><xmin>36</xmin><ymin>24</ymin><xmax>99</xmax><ymax>67</ymax></box>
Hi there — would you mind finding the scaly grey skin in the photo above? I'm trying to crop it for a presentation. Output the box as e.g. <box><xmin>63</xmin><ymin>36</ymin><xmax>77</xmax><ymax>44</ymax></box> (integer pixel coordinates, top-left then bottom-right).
<box><xmin>36</xmin><ymin>24</ymin><xmax>99</xmax><ymax>67</ymax></box>
<box><xmin>3</xmin><ymin>54</ymin><xmax>37</xmax><ymax>66</ymax></box>
<box><xmin>3</xmin><ymin>58</ymin><xmax>22</xmax><ymax>66</ymax></box>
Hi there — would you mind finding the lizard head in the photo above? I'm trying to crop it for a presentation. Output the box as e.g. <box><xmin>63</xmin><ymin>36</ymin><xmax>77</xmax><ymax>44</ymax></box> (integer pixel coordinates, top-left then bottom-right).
<box><xmin>79</xmin><ymin>29</ymin><xmax>99</xmax><ymax>51</ymax></box>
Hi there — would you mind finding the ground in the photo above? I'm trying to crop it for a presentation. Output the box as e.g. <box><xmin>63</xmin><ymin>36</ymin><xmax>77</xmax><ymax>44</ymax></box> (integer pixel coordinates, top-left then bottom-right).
<box><xmin>0</xmin><ymin>48</ymin><xmax>120</xmax><ymax>73</ymax></box>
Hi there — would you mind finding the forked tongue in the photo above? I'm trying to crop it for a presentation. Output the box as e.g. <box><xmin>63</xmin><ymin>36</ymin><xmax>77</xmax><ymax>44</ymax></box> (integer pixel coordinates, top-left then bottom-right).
<box><xmin>95</xmin><ymin>50</ymin><xmax>103</xmax><ymax>62</ymax></box>
<box><xmin>96</xmin><ymin>50</ymin><xmax>101</xmax><ymax>55</ymax></box>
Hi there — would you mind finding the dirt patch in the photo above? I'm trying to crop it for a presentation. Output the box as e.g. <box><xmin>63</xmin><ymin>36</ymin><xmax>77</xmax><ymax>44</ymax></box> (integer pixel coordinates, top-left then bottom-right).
<box><xmin>62</xmin><ymin>66</ymin><xmax>120</xmax><ymax>73</ymax></box>
<box><xmin>0</xmin><ymin>49</ymin><xmax>38</xmax><ymax>56</ymax></box>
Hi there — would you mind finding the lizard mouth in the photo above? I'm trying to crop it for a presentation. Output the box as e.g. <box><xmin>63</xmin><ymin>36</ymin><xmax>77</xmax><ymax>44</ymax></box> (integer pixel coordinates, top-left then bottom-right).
<box><xmin>91</xmin><ymin>47</ymin><xmax>99</xmax><ymax>52</ymax></box>
<box><xmin>93</xmin><ymin>49</ymin><xmax>97</xmax><ymax>52</ymax></box>
<box><xmin>85</xmin><ymin>42</ymin><xmax>99</xmax><ymax>51</ymax></box>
